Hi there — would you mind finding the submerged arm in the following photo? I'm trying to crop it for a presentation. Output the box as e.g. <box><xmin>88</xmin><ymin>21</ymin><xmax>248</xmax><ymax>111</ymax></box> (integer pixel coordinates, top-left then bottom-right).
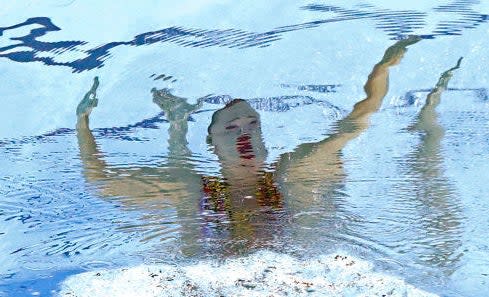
<box><xmin>151</xmin><ymin>88</ymin><xmax>202</xmax><ymax>159</ymax></box>
<box><xmin>273</xmin><ymin>37</ymin><xmax>420</xmax><ymax>211</ymax></box>
<box><xmin>76</xmin><ymin>81</ymin><xmax>202</xmax><ymax>202</ymax></box>
<box><xmin>412</xmin><ymin>57</ymin><xmax>463</xmax><ymax>134</ymax></box>
<box><xmin>278</xmin><ymin>37</ymin><xmax>421</xmax><ymax>170</ymax></box>
<box><xmin>325</xmin><ymin>36</ymin><xmax>422</xmax><ymax>149</ymax></box>
<box><xmin>76</xmin><ymin>83</ymin><xmax>205</xmax><ymax>256</ymax></box>
<box><xmin>76</xmin><ymin>77</ymin><xmax>110</xmax><ymax>182</ymax></box>
<box><xmin>404</xmin><ymin>58</ymin><xmax>463</xmax><ymax>268</ymax></box>
<box><xmin>423</xmin><ymin>57</ymin><xmax>462</xmax><ymax>110</ymax></box>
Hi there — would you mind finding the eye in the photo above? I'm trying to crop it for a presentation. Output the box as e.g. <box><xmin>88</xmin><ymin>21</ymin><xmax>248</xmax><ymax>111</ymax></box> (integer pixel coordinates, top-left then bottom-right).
<box><xmin>249</xmin><ymin>120</ymin><xmax>257</xmax><ymax>125</ymax></box>
<box><xmin>225</xmin><ymin>125</ymin><xmax>239</xmax><ymax>130</ymax></box>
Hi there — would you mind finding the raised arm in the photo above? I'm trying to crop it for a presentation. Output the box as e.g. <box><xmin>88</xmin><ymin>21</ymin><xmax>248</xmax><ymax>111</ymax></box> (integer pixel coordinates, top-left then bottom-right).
<box><xmin>76</xmin><ymin>80</ymin><xmax>203</xmax><ymax>205</ymax></box>
<box><xmin>151</xmin><ymin>88</ymin><xmax>202</xmax><ymax>158</ymax></box>
<box><xmin>292</xmin><ymin>37</ymin><xmax>420</xmax><ymax>159</ymax></box>
<box><xmin>75</xmin><ymin>80</ymin><xmax>206</xmax><ymax>255</ymax></box>
<box><xmin>402</xmin><ymin>58</ymin><xmax>463</xmax><ymax>268</ymax></box>
<box><xmin>411</xmin><ymin>57</ymin><xmax>463</xmax><ymax>133</ymax></box>
<box><xmin>76</xmin><ymin>77</ymin><xmax>110</xmax><ymax>182</ymax></box>
<box><xmin>275</xmin><ymin>37</ymin><xmax>420</xmax><ymax>204</ymax></box>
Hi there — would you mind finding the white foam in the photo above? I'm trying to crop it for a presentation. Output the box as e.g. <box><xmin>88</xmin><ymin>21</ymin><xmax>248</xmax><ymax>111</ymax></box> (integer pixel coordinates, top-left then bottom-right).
<box><xmin>58</xmin><ymin>251</ymin><xmax>437</xmax><ymax>297</ymax></box>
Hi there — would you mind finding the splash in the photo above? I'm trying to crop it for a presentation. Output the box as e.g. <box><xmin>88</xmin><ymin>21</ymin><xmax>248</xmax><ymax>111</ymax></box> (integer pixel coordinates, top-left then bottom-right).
<box><xmin>59</xmin><ymin>251</ymin><xmax>437</xmax><ymax>297</ymax></box>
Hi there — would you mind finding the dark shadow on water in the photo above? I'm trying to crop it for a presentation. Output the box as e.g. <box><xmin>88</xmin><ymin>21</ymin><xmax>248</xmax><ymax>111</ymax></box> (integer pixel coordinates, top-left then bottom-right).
<box><xmin>0</xmin><ymin>94</ymin><xmax>343</xmax><ymax>147</ymax></box>
<box><xmin>70</xmin><ymin>37</ymin><xmax>421</xmax><ymax>257</ymax></box>
<box><xmin>0</xmin><ymin>36</ymin><xmax>477</xmax><ymax>296</ymax></box>
<box><xmin>0</xmin><ymin>2</ymin><xmax>487</xmax><ymax>71</ymax></box>
<box><xmin>302</xmin><ymin>0</ymin><xmax>488</xmax><ymax>39</ymax></box>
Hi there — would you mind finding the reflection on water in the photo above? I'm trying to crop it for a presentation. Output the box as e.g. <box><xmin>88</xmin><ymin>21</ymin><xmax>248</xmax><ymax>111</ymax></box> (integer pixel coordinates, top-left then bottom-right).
<box><xmin>1</xmin><ymin>2</ymin><xmax>489</xmax><ymax>296</ymax></box>
<box><xmin>73</xmin><ymin>37</ymin><xmax>420</xmax><ymax>257</ymax></box>
<box><xmin>1</xmin><ymin>2</ymin><xmax>487</xmax><ymax>72</ymax></box>
<box><xmin>302</xmin><ymin>1</ymin><xmax>488</xmax><ymax>38</ymax></box>
<box><xmin>398</xmin><ymin>59</ymin><xmax>464</xmax><ymax>271</ymax></box>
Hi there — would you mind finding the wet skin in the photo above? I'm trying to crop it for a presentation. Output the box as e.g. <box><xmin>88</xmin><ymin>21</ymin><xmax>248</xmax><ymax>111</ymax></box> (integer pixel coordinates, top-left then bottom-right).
<box><xmin>76</xmin><ymin>37</ymin><xmax>428</xmax><ymax>255</ymax></box>
<box><xmin>399</xmin><ymin>58</ymin><xmax>464</xmax><ymax>271</ymax></box>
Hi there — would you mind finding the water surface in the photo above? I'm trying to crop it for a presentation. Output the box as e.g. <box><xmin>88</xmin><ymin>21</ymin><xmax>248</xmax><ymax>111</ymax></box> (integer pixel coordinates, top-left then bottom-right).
<box><xmin>1</xmin><ymin>1</ymin><xmax>489</xmax><ymax>296</ymax></box>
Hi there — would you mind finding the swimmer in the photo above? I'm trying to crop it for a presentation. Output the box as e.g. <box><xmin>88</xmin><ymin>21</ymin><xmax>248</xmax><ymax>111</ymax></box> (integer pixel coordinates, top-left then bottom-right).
<box><xmin>76</xmin><ymin>36</ymin><xmax>421</xmax><ymax>254</ymax></box>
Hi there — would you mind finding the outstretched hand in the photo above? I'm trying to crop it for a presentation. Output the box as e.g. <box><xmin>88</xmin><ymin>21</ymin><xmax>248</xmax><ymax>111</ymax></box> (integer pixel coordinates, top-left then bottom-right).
<box><xmin>448</xmin><ymin>57</ymin><xmax>463</xmax><ymax>72</ymax></box>
<box><xmin>434</xmin><ymin>57</ymin><xmax>463</xmax><ymax>91</ymax></box>
<box><xmin>76</xmin><ymin>77</ymin><xmax>100</xmax><ymax>119</ymax></box>
<box><xmin>152</xmin><ymin>88</ymin><xmax>202</xmax><ymax>122</ymax></box>
<box><xmin>380</xmin><ymin>35</ymin><xmax>422</xmax><ymax>66</ymax></box>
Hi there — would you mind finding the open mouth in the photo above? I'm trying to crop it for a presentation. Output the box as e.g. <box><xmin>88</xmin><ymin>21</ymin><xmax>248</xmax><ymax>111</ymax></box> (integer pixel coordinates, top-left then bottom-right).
<box><xmin>236</xmin><ymin>133</ymin><xmax>255</xmax><ymax>160</ymax></box>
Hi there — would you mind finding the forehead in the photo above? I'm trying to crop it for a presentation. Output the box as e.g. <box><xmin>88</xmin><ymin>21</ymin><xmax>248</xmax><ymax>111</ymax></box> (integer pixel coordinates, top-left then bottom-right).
<box><xmin>213</xmin><ymin>101</ymin><xmax>259</xmax><ymax>123</ymax></box>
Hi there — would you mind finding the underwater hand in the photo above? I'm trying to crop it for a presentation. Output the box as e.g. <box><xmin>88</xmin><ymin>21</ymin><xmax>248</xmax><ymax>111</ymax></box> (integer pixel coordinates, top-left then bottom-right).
<box><xmin>76</xmin><ymin>76</ymin><xmax>99</xmax><ymax>118</ymax></box>
<box><xmin>448</xmin><ymin>57</ymin><xmax>463</xmax><ymax>72</ymax></box>
<box><xmin>434</xmin><ymin>57</ymin><xmax>463</xmax><ymax>91</ymax></box>
<box><xmin>380</xmin><ymin>35</ymin><xmax>422</xmax><ymax>66</ymax></box>
<box><xmin>152</xmin><ymin>88</ymin><xmax>201</xmax><ymax>122</ymax></box>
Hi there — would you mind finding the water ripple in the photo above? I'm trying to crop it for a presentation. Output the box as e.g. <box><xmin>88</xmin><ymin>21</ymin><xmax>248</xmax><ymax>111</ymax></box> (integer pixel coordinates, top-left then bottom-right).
<box><xmin>1</xmin><ymin>2</ymin><xmax>487</xmax><ymax>71</ymax></box>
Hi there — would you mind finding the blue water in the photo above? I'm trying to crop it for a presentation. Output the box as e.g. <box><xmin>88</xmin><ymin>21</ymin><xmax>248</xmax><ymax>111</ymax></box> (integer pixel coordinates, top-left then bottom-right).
<box><xmin>1</xmin><ymin>1</ymin><xmax>489</xmax><ymax>296</ymax></box>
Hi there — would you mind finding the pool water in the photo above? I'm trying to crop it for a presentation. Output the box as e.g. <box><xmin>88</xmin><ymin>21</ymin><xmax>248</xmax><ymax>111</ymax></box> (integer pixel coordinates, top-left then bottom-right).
<box><xmin>1</xmin><ymin>1</ymin><xmax>489</xmax><ymax>296</ymax></box>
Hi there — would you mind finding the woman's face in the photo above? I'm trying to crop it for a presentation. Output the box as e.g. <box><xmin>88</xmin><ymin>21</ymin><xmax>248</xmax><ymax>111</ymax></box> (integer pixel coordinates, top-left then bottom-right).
<box><xmin>208</xmin><ymin>100</ymin><xmax>260</xmax><ymax>135</ymax></box>
<box><xmin>207</xmin><ymin>100</ymin><xmax>267</xmax><ymax>170</ymax></box>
